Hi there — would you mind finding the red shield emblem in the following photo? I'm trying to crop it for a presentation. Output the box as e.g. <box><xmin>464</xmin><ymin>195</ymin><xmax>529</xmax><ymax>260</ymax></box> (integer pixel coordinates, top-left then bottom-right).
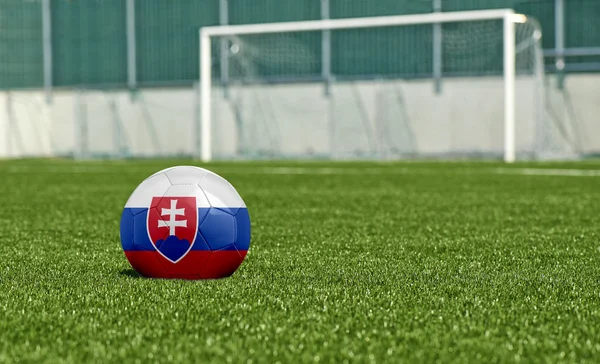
<box><xmin>147</xmin><ymin>196</ymin><xmax>198</xmax><ymax>263</ymax></box>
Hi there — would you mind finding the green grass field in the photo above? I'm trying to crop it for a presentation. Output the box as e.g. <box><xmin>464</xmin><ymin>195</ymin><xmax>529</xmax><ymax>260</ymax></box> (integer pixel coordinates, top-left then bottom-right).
<box><xmin>1</xmin><ymin>159</ymin><xmax>599</xmax><ymax>363</ymax></box>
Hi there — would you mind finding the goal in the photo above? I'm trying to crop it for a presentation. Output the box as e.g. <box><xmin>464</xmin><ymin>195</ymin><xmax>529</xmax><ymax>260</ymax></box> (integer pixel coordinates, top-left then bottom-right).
<box><xmin>198</xmin><ymin>9</ymin><xmax>576</xmax><ymax>162</ymax></box>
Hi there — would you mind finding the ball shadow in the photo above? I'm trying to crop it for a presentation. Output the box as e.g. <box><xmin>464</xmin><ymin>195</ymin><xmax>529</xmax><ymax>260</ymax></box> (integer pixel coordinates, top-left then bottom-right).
<box><xmin>119</xmin><ymin>268</ymin><xmax>143</xmax><ymax>279</ymax></box>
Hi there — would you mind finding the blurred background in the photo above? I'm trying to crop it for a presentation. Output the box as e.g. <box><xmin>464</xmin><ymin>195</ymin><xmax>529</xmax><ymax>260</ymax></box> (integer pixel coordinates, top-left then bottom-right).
<box><xmin>0</xmin><ymin>0</ymin><xmax>598</xmax><ymax>160</ymax></box>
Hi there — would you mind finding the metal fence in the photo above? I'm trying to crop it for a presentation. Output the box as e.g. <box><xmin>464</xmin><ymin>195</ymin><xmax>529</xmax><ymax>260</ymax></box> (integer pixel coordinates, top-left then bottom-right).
<box><xmin>0</xmin><ymin>0</ymin><xmax>598</xmax><ymax>93</ymax></box>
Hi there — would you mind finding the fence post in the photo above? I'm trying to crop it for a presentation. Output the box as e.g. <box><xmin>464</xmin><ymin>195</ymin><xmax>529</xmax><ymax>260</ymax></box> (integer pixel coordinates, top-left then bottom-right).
<box><xmin>220</xmin><ymin>0</ymin><xmax>229</xmax><ymax>98</ymax></box>
<box><xmin>555</xmin><ymin>0</ymin><xmax>565</xmax><ymax>89</ymax></box>
<box><xmin>433</xmin><ymin>0</ymin><xmax>442</xmax><ymax>94</ymax></box>
<box><xmin>126</xmin><ymin>0</ymin><xmax>137</xmax><ymax>90</ymax></box>
<box><xmin>321</xmin><ymin>0</ymin><xmax>332</xmax><ymax>96</ymax></box>
<box><xmin>6</xmin><ymin>93</ymin><xmax>12</xmax><ymax>157</ymax></box>
<box><xmin>42</xmin><ymin>0</ymin><xmax>52</xmax><ymax>103</ymax></box>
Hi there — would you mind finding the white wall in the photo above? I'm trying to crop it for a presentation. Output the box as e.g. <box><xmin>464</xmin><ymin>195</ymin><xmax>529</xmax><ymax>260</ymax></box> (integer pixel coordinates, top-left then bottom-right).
<box><xmin>0</xmin><ymin>74</ymin><xmax>598</xmax><ymax>159</ymax></box>
<box><xmin>0</xmin><ymin>92</ymin><xmax>52</xmax><ymax>158</ymax></box>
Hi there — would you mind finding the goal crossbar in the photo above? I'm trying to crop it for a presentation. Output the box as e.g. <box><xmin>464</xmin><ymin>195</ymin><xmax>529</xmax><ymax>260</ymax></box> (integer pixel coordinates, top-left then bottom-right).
<box><xmin>199</xmin><ymin>9</ymin><xmax>521</xmax><ymax>162</ymax></box>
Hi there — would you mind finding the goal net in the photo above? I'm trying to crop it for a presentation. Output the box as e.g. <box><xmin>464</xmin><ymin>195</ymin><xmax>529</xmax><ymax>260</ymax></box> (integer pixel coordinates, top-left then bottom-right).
<box><xmin>199</xmin><ymin>10</ymin><xmax>580</xmax><ymax>162</ymax></box>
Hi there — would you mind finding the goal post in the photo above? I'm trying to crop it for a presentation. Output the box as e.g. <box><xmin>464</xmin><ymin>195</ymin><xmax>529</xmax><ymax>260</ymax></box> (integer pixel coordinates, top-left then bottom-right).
<box><xmin>198</xmin><ymin>9</ymin><xmax>533</xmax><ymax>163</ymax></box>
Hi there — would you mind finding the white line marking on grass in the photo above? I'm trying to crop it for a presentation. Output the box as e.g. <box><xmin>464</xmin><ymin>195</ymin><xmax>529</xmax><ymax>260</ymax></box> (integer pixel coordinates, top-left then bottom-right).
<box><xmin>254</xmin><ymin>167</ymin><xmax>401</xmax><ymax>175</ymax></box>
<box><xmin>5</xmin><ymin>165</ymin><xmax>133</xmax><ymax>173</ymax></box>
<box><xmin>246</xmin><ymin>167</ymin><xmax>600</xmax><ymax>176</ymax></box>
<box><xmin>4</xmin><ymin>165</ymin><xmax>599</xmax><ymax>177</ymax></box>
<box><xmin>494</xmin><ymin>168</ymin><xmax>600</xmax><ymax>177</ymax></box>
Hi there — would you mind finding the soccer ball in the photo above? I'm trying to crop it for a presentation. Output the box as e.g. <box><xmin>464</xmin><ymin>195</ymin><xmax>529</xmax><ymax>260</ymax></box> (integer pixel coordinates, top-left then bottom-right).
<box><xmin>119</xmin><ymin>166</ymin><xmax>250</xmax><ymax>279</ymax></box>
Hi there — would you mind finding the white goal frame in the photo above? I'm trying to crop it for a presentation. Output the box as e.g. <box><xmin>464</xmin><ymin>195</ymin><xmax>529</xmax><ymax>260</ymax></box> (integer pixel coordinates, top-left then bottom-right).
<box><xmin>199</xmin><ymin>9</ymin><xmax>525</xmax><ymax>163</ymax></box>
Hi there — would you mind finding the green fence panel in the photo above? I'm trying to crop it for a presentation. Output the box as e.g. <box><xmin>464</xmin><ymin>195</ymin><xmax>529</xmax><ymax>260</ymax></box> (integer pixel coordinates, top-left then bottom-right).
<box><xmin>136</xmin><ymin>0</ymin><xmax>219</xmax><ymax>85</ymax></box>
<box><xmin>0</xmin><ymin>0</ymin><xmax>43</xmax><ymax>89</ymax></box>
<box><xmin>51</xmin><ymin>0</ymin><xmax>127</xmax><ymax>87</ymax></box>
<box><xmin>566</xmin><ymin>0</ymin><xmax>600</xmax><ymax>67</ymax></box>
<box><xmin>567</xmin><ymin>0</ymin><xmax>600</xmax><ymax>48</ymax></box>
<box><xmin>229</xmin><ymin>0</ymin><xmax>320</xmax><ymax>24</ymax></box>
<box><xmin>331</xmin><ymin>0</ymin><xmax>432</xmax><ymax>18</ymax></box>
<box><xmin>330</xmin><ymin>25</ymin><xmax>433</xmax><ymax>78</ymax></box>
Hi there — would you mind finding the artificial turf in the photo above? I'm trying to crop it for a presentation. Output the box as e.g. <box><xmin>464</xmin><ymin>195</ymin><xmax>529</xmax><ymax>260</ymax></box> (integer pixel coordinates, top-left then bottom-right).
<box><xmin>0</xmin><ymin>159</ymin><xmax>599</xmax><ymax>363</ymax></box>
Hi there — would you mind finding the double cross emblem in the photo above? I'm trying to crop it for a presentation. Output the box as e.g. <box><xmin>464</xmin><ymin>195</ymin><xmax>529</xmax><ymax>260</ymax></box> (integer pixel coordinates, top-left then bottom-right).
<box><xmin>158</xmin><ymin>199</ymin><xmax>187</xmax><ymax>236</ymax></box>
